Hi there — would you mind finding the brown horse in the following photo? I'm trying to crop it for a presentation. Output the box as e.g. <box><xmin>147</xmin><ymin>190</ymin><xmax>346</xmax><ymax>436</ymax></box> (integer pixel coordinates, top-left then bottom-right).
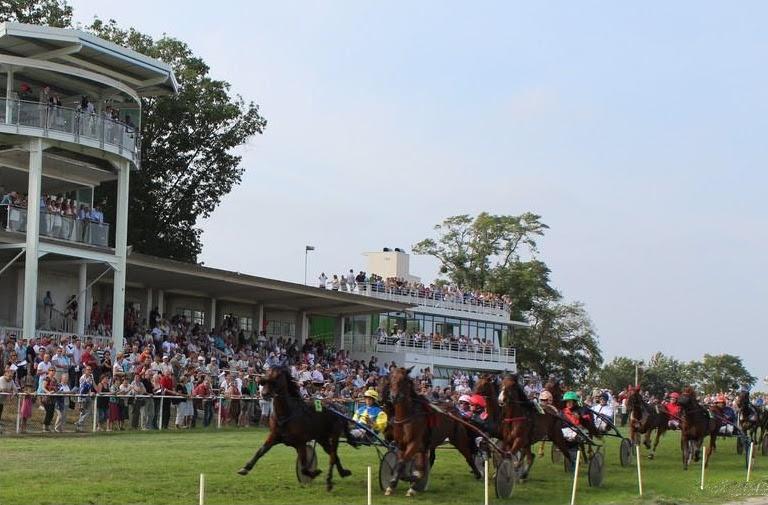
<box><xmin>677</xmin><ymin>387</ymin><xmax>719</xmax><ymax>470</ymax></box>
<box><xmin>626</xmin><ymin>388</ymin><xmax>670</xmax><ymax>459</ymax></box>
<box><xmin>498</xmin><ymin>374</ymin><xmax>574</xmax><ymax>479</ymax></box>
<box><xmin>237</xmin><ymin>367</ymin><xmax>354</xmax><ymax>491</ymax></box>
<box><xmin>385</xmin><ymin>367</ymin><xmax>479</xmax><ymax>496</ymax></box>
<box><xmin>734</xmin><ymin>390</ymin><xmax>760</xmax><ymax>443</ymax></box>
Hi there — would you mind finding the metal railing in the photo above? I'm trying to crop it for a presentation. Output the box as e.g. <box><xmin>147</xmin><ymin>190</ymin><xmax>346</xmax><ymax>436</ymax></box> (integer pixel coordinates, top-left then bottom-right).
<box><xmin>0</xmin><ymin>326</ymin><xmax>112</xmax><ymax>348</ymax></box>
<box><xmin>0</xmin><ymin>98</ymin><xmax>139</xmax><ymax>162</ymax></box>
<box><xmin>0</xmin><ymin>392</ymin><xmax>361</xmax><ymax>436</ymax></box>
<box><xmin>328</xmin><ymin>282</ymin><xmax>510</xmax><ymax>318</ymax></box>
<box><xmin>344</xmin><ymin>335</ymin><xmax>516</xmax><ymax>364</ymax></box>
<box><xmin>2</xmin><ymin>205</ymin><xmax>110</xmax><ymax>247</ymax></box>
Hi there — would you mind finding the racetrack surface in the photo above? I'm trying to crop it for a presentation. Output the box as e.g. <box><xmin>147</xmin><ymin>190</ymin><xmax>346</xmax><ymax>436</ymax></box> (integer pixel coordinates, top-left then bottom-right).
<box><xmin>0</xmin><ymin>427</ymin><xmax>766</xmax><ymax>504</ymax></box>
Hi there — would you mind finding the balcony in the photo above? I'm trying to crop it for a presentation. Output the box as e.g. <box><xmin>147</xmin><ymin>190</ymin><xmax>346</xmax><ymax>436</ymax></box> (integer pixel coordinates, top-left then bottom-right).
<box><xmin>344</xmin><ymin>334</ymin><xmax>516</xmax><ymax>367</ymax></box>
<box><xmin>2</xmin><ymin>205</ymin><xmax>110</xmax><ymax>248</ymax></box>
<box><xmin>0</xmin><ymin>98</ymin><xmax>139</xmax><ymax>164</ymax></box>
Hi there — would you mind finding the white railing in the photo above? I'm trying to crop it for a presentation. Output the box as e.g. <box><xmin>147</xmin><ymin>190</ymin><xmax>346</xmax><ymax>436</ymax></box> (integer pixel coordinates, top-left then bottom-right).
<box><xmin>2</xmin><ymin>205</ymin><xmax>110</xmax><ymax>247</ymax></box>
<box><xmin>0</xmin><ymin>326</ymin><xmax>112</xmax><ymax>348</ymax></box>
<box><xmin>0</xmin><ymin>98</ymin><xmax>139</xmax><ymax>163</ymax></box>
<box><xmin>324</xmin><ymin>282</ymin><xmax>510</xmax><ymax>318</ymax></box>
<box><xmin>344</xmin><ymin>335</ymin><xmax>516</xmax><ymax>365</ymax></box>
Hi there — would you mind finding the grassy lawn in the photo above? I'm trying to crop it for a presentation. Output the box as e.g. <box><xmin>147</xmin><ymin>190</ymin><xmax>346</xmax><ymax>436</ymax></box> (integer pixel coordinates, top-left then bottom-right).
<box><xmin>0</xmin><ymin>428</ymin><xmax>766</xmax><ymax>505</ymax></box>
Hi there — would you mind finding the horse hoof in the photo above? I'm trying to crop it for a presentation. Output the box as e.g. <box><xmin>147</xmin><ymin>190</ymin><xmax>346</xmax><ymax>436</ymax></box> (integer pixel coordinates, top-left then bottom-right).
<box><xmin>339</xmin><ymin>468</ymin><xmax>352</xmax><ymax>478</ymax></box>
<box><xmin>326</xmin><ymin>482</ymin><xmax>333</xmax><ymax>492</ymax></box>
<box><xmin>406</xmin><ymin>488</ymin><xmax>416</xmax><ymax>497</ymax></box>
<box><xmin>384</xmin><ymin>487</ymin><xmax>393</xmax><ymax>496</ymax></box>
<box><xmin>412</xmin><ymin>470</ymin><xmax>423</xmax><ymax>479</ymax></box>
<box><xmin>647</xmin><ymin>454</ymin><xmax>654</xmax><ymax>460</ymax></box>
<box><xmin>237</xmin><ymin>468</ymin><xmax>249</xmax><ymax>476</ymax></box>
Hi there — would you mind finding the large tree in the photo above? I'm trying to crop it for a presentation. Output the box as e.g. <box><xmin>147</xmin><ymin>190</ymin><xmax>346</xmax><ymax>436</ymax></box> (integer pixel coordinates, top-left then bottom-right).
<box><xmin>0</xmin><ymin>0</ymin><xmax>71</xmax><ymax>26</ymax></box>
<box><xmin>598</xmin><ymin>356</ymin><xmax>640</xmax><ymax>394</ymax></box>
<box><xmin>89</xmin><ymin>19</ymin><xmax>267</xmax><ymax>261</ymax></box>
<box><xmin>414</xmin><ymin>213</ymin><xmax>603</xmax><ymax>379</ymax></box>
<box><xmin>693</xmin><ymin>354</ymin><xmax>756</xmax><ymax>394</ymax></box>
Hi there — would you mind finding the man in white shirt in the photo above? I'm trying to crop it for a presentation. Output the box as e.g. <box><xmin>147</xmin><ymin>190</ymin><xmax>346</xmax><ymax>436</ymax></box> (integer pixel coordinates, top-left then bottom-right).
<box><xmin>591</xmin><ymin>392</ymin><xmax>615</xmax><ymax>432</ymax></box>
<box><xmin>318</xmin><ymin>272</ymin><xmax>327</xmax><ymax>288</ymax></box>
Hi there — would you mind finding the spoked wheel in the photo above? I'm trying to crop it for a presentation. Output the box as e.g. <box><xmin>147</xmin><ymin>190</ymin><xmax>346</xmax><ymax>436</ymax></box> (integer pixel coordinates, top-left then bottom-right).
<box><xmin>403</xmin><ymin>451</ymin><xmax>430</xmax><ymax>492</ymax></box>
<box><xmin>588</xmin><ymin>451</ymin><xmax>605</xmax><ymax>487</ymax></box>
<box><xmin>619</xmin><ymin>438</ymin><xmax>633</xmax><ymax>467</ymax></box>
<box><xmin>685</xmin><ymin>440</ymin><xmax>697</xmax><ymax>468</ymax></box>
<box><xmin>490</xmin><ymin>438</ymin><xmax>503</xmax><ymax>469</ymax></box>
<box><xmin>379</xmin><ymin>450</ymin><xmax>398</xmax><ymax>491</ymax></box>
<box><xmin>473</xmin><ymin>452</ymin><xmax>486</xmax><ymax>479</ymax></box>
<box><xmin>551</xmin><ymin>444</ymin><xmax>564</xmax><ymax>464</ymax></box>
<box><xmin>494</xmin><ymin>458</ymin><xmax>516</xmax><ymax>499</ymax></box>
<box><xmin>762</xmin><ymin>434</ymin><xmax>768</xmax><ymax>457</ymax></box>
<box><xmin>564</xmin><ymin>447</ymin><xmax>579</xmax><ymax>473</ymax></box>
<box><xmin>295</xmin><ymin>443</ymin><xmax>318</xmax><ymax>484</ymax></box>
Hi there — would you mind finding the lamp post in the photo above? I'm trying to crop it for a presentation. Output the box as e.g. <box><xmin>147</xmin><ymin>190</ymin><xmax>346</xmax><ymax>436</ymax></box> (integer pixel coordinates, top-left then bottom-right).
<box><xmin>304</xmin><ymin>245</ymin><xmax>315</xmax><ymax>285</ymax></box>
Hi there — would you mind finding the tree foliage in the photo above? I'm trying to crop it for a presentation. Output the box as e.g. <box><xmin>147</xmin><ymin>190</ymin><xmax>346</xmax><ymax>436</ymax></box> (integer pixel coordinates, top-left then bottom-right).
<box><xmin>0</xmin><ymin>0</ymin><xmax>72</xmax><ymax>27</ymax></box>
<box><xmin>89</xmin><ymin>19</ymin><xmax>267</xmax><ymax>261</ymax></box>
<box><xmin>598</xmin><ymin>356</ymin><xmax>640</xmax><ymax>394</ymax></box>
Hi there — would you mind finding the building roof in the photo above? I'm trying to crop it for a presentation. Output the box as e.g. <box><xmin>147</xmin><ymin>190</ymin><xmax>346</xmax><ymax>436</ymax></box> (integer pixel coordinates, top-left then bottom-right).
<box><xmin>0</xmin><ymin>22</ymin><xmax>178</xmax><ymax>99</ymax></box>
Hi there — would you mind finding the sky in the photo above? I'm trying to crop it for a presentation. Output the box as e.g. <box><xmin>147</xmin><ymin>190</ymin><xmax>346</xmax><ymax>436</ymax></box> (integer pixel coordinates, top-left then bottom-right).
<box><xmin>70</xmin><ymin>1</ymin><xmax>768</xmax><ymax>386</ymax></box>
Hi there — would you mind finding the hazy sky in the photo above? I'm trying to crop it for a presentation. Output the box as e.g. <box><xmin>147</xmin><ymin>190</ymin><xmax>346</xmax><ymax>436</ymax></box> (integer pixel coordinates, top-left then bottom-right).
<box><xmin>71</xmin><ymin>1</ymin><xmax>768</xmax><ymax>385</ymax></box>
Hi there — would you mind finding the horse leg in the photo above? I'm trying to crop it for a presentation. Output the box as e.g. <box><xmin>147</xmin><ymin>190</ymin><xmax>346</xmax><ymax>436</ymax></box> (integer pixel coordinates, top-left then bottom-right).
<box><xmin>643</xmin><ymin>429</ymin><xmax>652</xmax><ymax>449</ymax></box>
<box><xmin>537</xmin><ymin>441</ymin><xmax>546</xmax><ymax>458</ymax></box>
<box><xmin>649</xmin><ymin>426</ymin><xmax>663</xmax><ymax>459</ymax></box>
<box><xmin>385</xmin><ymin>449</ymin><xmax>406</xmax><ymax>496</ymax></box>
<box><xmin>706</xmin><ymin>434</ymin><xmax>716</xmax><ymax>468</ymax></box>
<box><xmin>406</xmin><ymin>450</ymin><xmax>425</xmax><ymax>497</ymax></box>
<box><xmin>450</xmin><ymin>426</ymin><xmax>481</xmax><ymax>479</ymax></box>
<box><xmin>238</xmin><ymin>432</ymin><xmax>279</xmax><ymax>475</ymax></box>
<box><xmin>681</xmin><ymin>434</ymin><xmax>688</xmax><ymax>470</ymax></box>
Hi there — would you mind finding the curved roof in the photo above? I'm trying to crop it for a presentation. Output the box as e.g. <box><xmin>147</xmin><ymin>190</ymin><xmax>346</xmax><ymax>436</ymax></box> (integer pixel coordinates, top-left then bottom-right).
<box><xmin>0</xmin><ymin>22</ymin><xmax>178</xmax><ymax>98</ymax></box>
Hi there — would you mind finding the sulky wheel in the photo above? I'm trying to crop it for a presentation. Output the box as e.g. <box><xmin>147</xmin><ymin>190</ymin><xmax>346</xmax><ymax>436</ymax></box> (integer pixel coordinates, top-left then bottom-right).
<box><xmin>403</xmin><ymin>452</ymin><xmax>431</xmax><ymax>492</ymax></box>
<box><xmin>473</xmin><ymin>452</ymin><xmax>486</xmax><ymax>479</ymax></box>
<box><xmin>494</xmin><ymin>458</ymin><xmax>516</xmax><ymax>499</ymax></box>
<box><xmin>379</xmin><ymin>450</ymin><xmax>398</xmax><ymax>491</ymax></box>
<box><xmin>588</xmin><ymin>451</ymin><xmax>605</xmax><ymax>487</ymax></box>
<box><xmin>619</xmin><ymin>438</ymin><xmax>632</xmax><ymax>467</ymax></box>
<box><xmin>295</xmin><ymin>444</ymin><xmax>318</xmax><ymax>484</ymax></box>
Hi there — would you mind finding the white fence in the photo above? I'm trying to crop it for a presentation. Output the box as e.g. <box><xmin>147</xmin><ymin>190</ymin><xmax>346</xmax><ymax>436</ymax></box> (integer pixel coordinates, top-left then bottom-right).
<box><xmin>344</xmin><ymin>335</ymin><xmax>516</xmax><ymax>365</ymax></box>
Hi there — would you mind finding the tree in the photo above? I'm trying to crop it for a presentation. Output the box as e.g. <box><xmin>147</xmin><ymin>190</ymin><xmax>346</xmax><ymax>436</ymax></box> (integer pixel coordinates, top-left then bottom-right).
<box><xmin>89</xmin><ymin>19</ymin><xmax>267</xmax><ymax>261</ymax></box>
<box><xmin>413</xmin><ymin>213</ymin><xmax>558</xmax><ymax>319</ymax></box>
<box><xmin>695</xmin><ymin>354</ymin><xmax>756</xmax><ymax>394</ymax></box>
<box><xmin>514</xmin><ymin>300</ymin><xmax>603</xmax><ymax>385</ymax></box>
<box><xmin>642</xmin><ymin>352</ymin><xmax>686</xmax><ymax>397</ymax></box>
<box><xmin>598</xmin><ymin>356</ymin><xmax>640</xmax><ymax>394</ymax></box>
<box><xmin>0</xmin><ymin>0</ymin><xmax>72</xmax><ymax>26</ymax></box>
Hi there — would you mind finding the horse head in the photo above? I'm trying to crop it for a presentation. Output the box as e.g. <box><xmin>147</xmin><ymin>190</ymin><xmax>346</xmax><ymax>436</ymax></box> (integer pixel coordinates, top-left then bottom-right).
<box><xmin>475</xmin><ymin>373</ymin><xmax>499</xmax><ymax>405</ymax></box>
<box><xmin>499</xmin><ymin>374</ymin><xmax>526</xmax><ymax>408</ymax></box>
<box><xmin>389</xmin><ymin>367</ymin><xmax>416</xmax><ymax>405</ymax></box>
<box><xmin>259</xmin><ymin>367</ymin><xmax>298</xmax><ymax>399</ymax></box>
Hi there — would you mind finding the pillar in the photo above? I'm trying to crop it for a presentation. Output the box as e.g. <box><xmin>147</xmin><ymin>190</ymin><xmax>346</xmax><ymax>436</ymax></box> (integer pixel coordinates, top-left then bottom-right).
<box><xmin>210</xmin><ymin>298</ymin><xmax>217</xmax><ymax>330</ymax></box>
<box><xmin>76</xmin><ymin>263</ymin><xmax>87</xmax><ymax>335</ymax></box>
<box><xmin>296</xmin><ymin>310</ymin><xmax>308</xmax><ymax>346</ymax></box>
<box><xmin>157</xmin><ymin>290</ymin><xmax>165</xmax><ymax>319</ymax></box>
<box><xmin>5</xmin><ymin>66</ymin><xmax>14</xmax><ymax>123</ymax></box>
<box><xmin>111</xmin><ymin>160</ymin><xmax>130</xmax><ymax>350</ymax></box>
<box><xmin>15</xmin><ymin>267</ymin><xmax>24</xmax><ymax>327</ymax></box>
<box><xmin>257</xmin><ymin>303</ymin><xmax>264</xmax><ymax>334</ymax></box>
<box><xmin>334</xmin><ymin>315</ymin><xmax>345</xmax><ymax>351</ymax></box>
<box><xmin>145</xmin><ymin>287</ymin><xmax>153</xmax><ymax>325</ymax></box>
<box><xmin>22</xmin><ymin>139</ymin><xmax>43</xmax><ymax>340</ymax></box>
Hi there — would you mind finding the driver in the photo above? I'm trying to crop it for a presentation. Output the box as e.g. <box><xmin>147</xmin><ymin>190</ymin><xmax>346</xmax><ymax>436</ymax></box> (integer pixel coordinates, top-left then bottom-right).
<box><xmin>712</xmin><ymin>394</ymin><xmax>736</xmax><ymax>435</ymax></box>
<box><xmin>663</xmin><ymin>392</ymin><xmax>682</xmax><ymax>429</ymax></box>
<box><xmin>590</xmin><ymin>392</ymin><xmax>614</xmax><ymax>432</ymax></box>
<box><xmin>350</xmin><ymin>389</ymin><xmax>388</xmax><ymax>441</ymax></box>
<box><xmin>561</xmin><ymin>391</ymin><xmax>582</xmax><ymax>442</ymax></box>
<box><xmin>456</xmin><ymin>394</ymin><xmax>472</xmax><ymax>418</ymax></box>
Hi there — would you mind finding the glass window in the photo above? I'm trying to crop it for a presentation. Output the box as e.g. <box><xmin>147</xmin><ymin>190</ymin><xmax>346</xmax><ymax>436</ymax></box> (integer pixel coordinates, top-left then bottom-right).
<box><xmin>239</xmin><ymin>317</ymin><xmax>253</xmax><ymax>331</ymax></box>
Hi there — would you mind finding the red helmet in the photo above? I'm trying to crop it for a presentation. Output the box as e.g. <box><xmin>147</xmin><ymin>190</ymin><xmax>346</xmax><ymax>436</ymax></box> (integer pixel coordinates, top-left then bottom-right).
<box><xmin>715</xmin><ymin>394</ymin><xmax>726</xmax><ymax>404</ymax></box>
<box><xmin>669</xmin><ymin>392</ymin><xmax>679</xmax><ymax>399</ymax></box>
<box><xmin>469</xmin><ymin>394</ymin><xmax>486</xmax><ymax>408</ymax></box>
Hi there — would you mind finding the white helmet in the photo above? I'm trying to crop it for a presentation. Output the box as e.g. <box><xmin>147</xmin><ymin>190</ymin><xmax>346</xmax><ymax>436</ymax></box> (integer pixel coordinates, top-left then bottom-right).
<box><xmin>458</xmin><ymin>394</ymin><xmax>471</xmax><ymax>403</ymax></box>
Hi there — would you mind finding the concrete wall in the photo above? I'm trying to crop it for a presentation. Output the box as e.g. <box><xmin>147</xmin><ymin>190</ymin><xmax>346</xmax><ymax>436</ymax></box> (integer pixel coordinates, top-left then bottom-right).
<box><xmin>365</xmin><ymin>250</ymin><xmax>420</xmax><ymax>283</ymax></box>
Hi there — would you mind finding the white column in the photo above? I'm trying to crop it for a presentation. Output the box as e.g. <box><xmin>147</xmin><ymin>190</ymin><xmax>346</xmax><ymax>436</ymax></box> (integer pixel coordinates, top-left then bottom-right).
<box><xmin>296</xmin><ymin>311</ymin><xmax>308</xmax><ymax>346</ymax></box>
<box><xmin>111</xmin><ymin>160</ymin><xmax>130</xmax><ymax>350</ymax></box>
<box><xmin>145</xmin><ymin>287</ymin><xmax>153</xmax><ymax>324</ymax></box>
<box><xmin>335</xmin><ymin>316</ymin><xmax>345</xmax><ymax>351</ymax></box>
<box><xmin>22</xmin><ymin>139</ymin><xmax>43</xmax><ymax>340</ymax></box>
<box><xmin>257</xmin><ymin>303</ymin><xmax>264</xmax><ymax>335</ymax></box>
<box><xmin>5</xmin><ymin>66</ymin><xmax>13</xmax><ymax>124</ymax></box>
<box><xmin>15</xmin><ymin>267</ymin><xmax>24</xmax><ymax>327</ymax></box>
<box><xmin>157</xmin><ymin>290</ymin><xmax>165</xmax><ymax>319</ymax></box>
<box><xmin>76</xmin><ymin>262</ymin><xmax>87</xmax><ymax>335</ymax></box>
<box><xmin>210</xmin><ymin>298</ymin><xmax>217</xmax><ymax>330</ymax></box>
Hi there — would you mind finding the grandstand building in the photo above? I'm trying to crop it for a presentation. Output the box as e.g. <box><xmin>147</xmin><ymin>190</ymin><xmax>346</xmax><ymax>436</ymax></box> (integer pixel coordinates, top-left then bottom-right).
<box><xmin>0</xmin><ymin>23</ymin><xmax>518</xmax><ymax>379</ymax></box>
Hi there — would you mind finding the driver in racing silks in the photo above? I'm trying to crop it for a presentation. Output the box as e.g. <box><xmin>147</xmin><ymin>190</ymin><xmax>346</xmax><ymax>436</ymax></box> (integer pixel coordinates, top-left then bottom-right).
<box><xmin>663</xmin><ymin>392</ymin><xmax>682</xmax><ymax>429</ymax></box>
<box><xmin>561</xmin><ymin>391</ymin><xmax>587</xmax><ymax>443</ymax></box>
<box><xmin>350</xmin><ymin>388</ymin><xmax>388</xmax><ymax>442</ymax></box>
<box><xmin>711</xmin><ymin>394</ymin><xmax>737</xmax><ymax>435</ymax></box>
<box><xmin>590</xmin><ymin>392</ymin><xmax>614</xmax><ymax>433</ymax></box>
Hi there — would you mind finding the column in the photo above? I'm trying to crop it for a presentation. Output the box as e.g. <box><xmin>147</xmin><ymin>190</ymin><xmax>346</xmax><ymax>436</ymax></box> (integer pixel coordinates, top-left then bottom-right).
<box><xmin>5</xmin><ymin>66</ymin><xmax>14</xmax><ymax>123</ymax></box>
<box><xmin>76</xmin><ymin>263</ymin><xmax>87</xmax><ymax>335</ymax></box>
<box><xmin>334</xmin><ymin>315</ymin><xmax>345</xmax><ymax>351</ymax></box>
<box><xmin>15</xmin><ymin>267</ymin><xmax>24</xmax><ymax>327</ymax></box>
<box><xmin>257</xmin><ymin>303</ymin><xmax>264</xmax><ymax>335</ymax></box>
<box><xmin>111</xmin><ymin>160</ymin><xmax>130</xmax><ymax>350</ymax></box>
<box><xmin>209</xmin><ymin>298</ymin><xmax>217</xmax><ymax>330</ymax></box>
<box><xmin>157</xmin><ymin>290</ymin><xmax>165</xmax><ymax>319</ymax></box>
<box><xmin>295</xmin><ymin>311</ymin><xmax>308</xmax><ymax>346</ymax></box>
<box><xmin>22</xmin><ymin>139</ymin><xmax>43</xmax><ymax>340</ymax></box>
<box><xmin>145</xmin><ymin>287</ymin><xmax>153</xmax><ymax>325</ymax></box>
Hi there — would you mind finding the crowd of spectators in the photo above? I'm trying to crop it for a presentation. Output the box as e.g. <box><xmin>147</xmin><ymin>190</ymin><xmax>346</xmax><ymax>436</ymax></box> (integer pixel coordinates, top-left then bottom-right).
<box><xmin>376</xmin><ymin>327</ymin><xmax>499</xmax><ymax>353</ymax></box>
<box><xmin>317</xmin><ymin>269</ymin><xmax>511</xmax><ymax>310</ymax></box>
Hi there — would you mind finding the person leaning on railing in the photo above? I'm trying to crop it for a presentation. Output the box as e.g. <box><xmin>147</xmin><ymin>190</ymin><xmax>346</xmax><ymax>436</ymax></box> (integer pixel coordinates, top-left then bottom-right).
<box><xmin>0</xmin><ymin>367</ymin><xmax>19</xmax><ymax>427</ymax></box>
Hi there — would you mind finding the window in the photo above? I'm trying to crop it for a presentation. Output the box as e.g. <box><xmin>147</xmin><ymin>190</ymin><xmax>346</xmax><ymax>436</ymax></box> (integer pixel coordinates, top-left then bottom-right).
<box><xmin>177</xmin><ymin>308</ymin><xmax>205</xmax><ymax>326</ymax></box>
<box><xmin>239</xmin><ymin>317</ymin><xmax>253</xmax><ymax>332</ymax></box>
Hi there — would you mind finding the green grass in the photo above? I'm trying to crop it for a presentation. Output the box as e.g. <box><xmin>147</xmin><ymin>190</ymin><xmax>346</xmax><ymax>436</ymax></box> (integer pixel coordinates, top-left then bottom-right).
<box><xmin>0</xmin><ymin>428</ymin><xmax>766</xmax><ymax>505</ymax></box>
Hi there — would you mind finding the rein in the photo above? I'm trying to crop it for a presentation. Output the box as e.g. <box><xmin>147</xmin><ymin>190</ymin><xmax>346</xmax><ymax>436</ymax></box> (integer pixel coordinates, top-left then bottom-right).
<box><xmin>502</xmin><ymin>416</ymin><xmax>527</xmax><ymax>424</ymax></box>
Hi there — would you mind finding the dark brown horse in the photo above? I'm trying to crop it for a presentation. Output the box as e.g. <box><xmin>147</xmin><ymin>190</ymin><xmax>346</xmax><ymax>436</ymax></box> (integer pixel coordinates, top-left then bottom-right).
<box><xmin>677</xmin><ymin>387</ymin><xmax>719</xmax><ymax>470</ymax></box>
<box><xmin>734</xmin><ymin>390</ymin><xmax>759</xmax><ymax>443</ymax></box>
<box><xmin>385</xmin><ymin>367</ymin><xmax>479</xmax><ymax>496</ymax></box>
<box><xmin>626</xmin><ymin>388</ymin><xmax>670</xmax><ymax>459</ymax></box>
<box><xmin>237</xmin><ymin>367</ymin><xmax>354</xmax><ymax>491</ymax></box>
<box><xmin>499</xmin><ymin>374</ymin><xmax>574</xmax><ymax>479</ymax></box>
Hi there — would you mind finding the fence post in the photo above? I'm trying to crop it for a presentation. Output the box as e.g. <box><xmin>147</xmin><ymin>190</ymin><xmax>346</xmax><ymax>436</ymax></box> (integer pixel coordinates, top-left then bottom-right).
<box><xmin>159</xmin><ymin>396</ymin><xmax>164</xmax><ymax>431</ymax></box>
<box><xmin>92</xmin><ymin>396</ymin><xmax>97</xmax><ymax>432</ymax></box>
<box><xmin>15</xmin><ymin>394</ymin><xmax>21</xmax><ymax>434</ymax></box>
<box><xmin>217</xmin><ymin>396</ymin><xmax>222</xmax><ymax>429</ymax></box>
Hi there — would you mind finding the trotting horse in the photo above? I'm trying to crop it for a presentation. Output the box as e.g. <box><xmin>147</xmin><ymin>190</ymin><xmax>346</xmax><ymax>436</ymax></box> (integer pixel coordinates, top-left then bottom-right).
<box><xmin>734</xmin><ymin>390</ymin><xmax>760</xmax><ymax>443</ymax></box>
<box><xmin>677</xmin><ymin>386</ymin><xmax>719</xmax><ymax>470</ymax></box>
<box><xmin>237</xmin><ymin>367</ymin><xmax>354</xmax><ymax>491</ymax></box>
<box><xmin>384</xmin><ymin>367</ymin><xmax>479</xmax><ymax>496</ymax></box>
<box><xmin>626</xmin><ymin>388</ymin><xmax>670</xmax><ymax>459</ymax></box>
<box><xmin>498</xmin><ymin>374</ymin><xmax>574</xmax><ymax>479</ymax></box>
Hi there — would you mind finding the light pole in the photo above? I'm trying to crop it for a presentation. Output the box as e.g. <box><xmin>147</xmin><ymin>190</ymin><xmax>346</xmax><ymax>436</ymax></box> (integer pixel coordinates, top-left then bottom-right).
<box><xmin>304</xmin><ymin>245</ymin><xmax>315</xmax><ymax>285</ymax></box>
